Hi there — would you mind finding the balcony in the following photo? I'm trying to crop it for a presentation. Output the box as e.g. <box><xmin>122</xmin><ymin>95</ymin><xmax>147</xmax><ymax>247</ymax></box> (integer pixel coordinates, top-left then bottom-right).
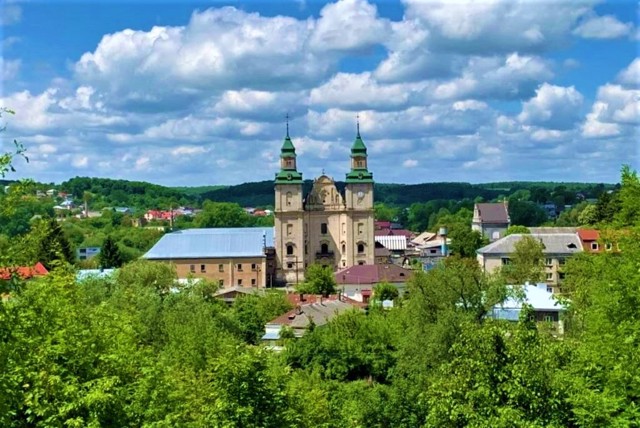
<box><xmin>315</xmin><ymin>251</ymin><xmax>335</xmax><ymax>259</ymax></box>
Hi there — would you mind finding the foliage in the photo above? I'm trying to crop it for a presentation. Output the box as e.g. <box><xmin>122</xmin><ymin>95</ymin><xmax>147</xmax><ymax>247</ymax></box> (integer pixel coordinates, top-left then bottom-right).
<box><xmin>9</xmin><ymin>217</ymin><xmax>75</xmax><ymax>268</ymax></box>
<box><xmin>373</xmin><ymin>281</ymin><xmax>399</xmax><ymax>302</ymax></box>
<box><xmin>505</xmin><ymin>225</ymin><xmax>530</xmax><ymax>236</ymax></box>
<box><xmin>229</xmin><ymin>292</ymin><xmax>293</xmax><ymax>344</ymax></box>
<box><xmin>298</xmin><ymin>264</ymin><xmax>337</xmax><ymax>297</ymax></box>
<box><xmin>99</xmin><ymin>235</ymin><xmax>123</xmax><ymax>268</ymax></box>
<box><xmin>501</xmin><ymin>235</ymin><xmax>546</xmax><ymax>285</ymax></box>
<box><xmin>0</xmin><ymin>108</ymin><xmax>28</xmax><ymax>178</ymax></box>
<box><xmin>194</xmin><ymin>201</ymin><xmax>258</xmax><ymax>228</ymax></box>
<box><xmin>448</xmin><ymin>226</ymin><xmax>486</xmax><ymax>258</ymax></box>
<box><xmin>508</xmin><ymin>199</ymin><xmax>548</xmax><ymax>227</ymax></box>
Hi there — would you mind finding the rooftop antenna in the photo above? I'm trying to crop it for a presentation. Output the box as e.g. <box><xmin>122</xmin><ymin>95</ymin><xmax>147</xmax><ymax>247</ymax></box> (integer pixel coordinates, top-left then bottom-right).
<box><xmin>356</xmin><ymin>113</ymin><xmax>361</xmax><ymax>138</ymax></box>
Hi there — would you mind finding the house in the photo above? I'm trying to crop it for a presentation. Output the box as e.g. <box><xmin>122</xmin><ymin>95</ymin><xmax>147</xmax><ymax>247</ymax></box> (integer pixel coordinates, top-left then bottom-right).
<box><xmin>77</xmin><ymin>246</ymin><xmax>101</xmax><ymax>261</ymax></box>
<box><xmin>213</xmin><ymin>286</ymin><xmax>265</xmax><ymax>305</ymax></box>
<box><xmin>374</xmin><ymin>244</ymin><xmax>391</xmax><ymax>264</ymax></box>
<box><xmin>46</xmin><ymin>188</ymin><xmax>57</xmax><ymax>197</ymax></box>
<box><xmin>577</xmin><ymin>229</ymin><xmax>602</xmax><ymax>253</ymax></box>
<box><xmin>262</xmin><ymin>296</ymin><xmax>360</xmax><ymax>345</ymax></box>
<box><xmin>335</xmin><ymin>263</ymin><xmax>413</xmax><ymax>300</ymax></box>
<box><xmin>477</xmin><ymin>233</ymin><xmax>583</xmax><ymax>293</ymax></box>
<box><xmin>490</xmin><ymin>283</ymin><xmax>566</xmax><ymax>334</ymax></box>
<box><xmin>472</xmin><ymin>202</ymin><xmax>510</xmax><ymax>241</ymax></box>
<box><xmin>0</xmin><ymin>262</ymin><xmax>49</xmax><ymax>281</ymax></box>
<box><xmin>374</xmin><ymin>235</ymin><xmax>407</xmax><ymax>256</ymax></box>
<box><xmin>143</xmin><ymin>227</ymin><xmax>277</xmax><ymax>288</ymax></box>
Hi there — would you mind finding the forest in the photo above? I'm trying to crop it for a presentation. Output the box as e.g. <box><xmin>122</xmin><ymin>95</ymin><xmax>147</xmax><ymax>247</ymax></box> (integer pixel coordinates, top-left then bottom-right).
<box><xmin>1</xmin><ymin>132</ymin><xmax>639</xmax><ymax>426</ymax></box>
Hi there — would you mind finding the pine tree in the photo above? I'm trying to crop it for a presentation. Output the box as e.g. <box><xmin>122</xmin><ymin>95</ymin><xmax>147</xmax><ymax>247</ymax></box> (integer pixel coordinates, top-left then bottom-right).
<box><xmin>100</xmin><ymin>236</ymin><xmax>123</xmax><ymax>269</ymax></box>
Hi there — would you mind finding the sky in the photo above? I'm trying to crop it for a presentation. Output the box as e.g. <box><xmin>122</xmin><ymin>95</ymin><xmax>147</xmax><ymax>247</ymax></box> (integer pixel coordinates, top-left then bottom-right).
<box><xmin>1</xmin><ymin>0</ymin><xmax>638</xmax><ymax>186</ymax></box>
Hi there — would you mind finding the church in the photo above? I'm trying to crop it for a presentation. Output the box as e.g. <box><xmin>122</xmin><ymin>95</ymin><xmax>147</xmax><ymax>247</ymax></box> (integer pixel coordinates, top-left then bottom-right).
<box><xmin>274</xmin><ymin>124</ymin><xmax>375</xmax><ymax>284</ymax></box>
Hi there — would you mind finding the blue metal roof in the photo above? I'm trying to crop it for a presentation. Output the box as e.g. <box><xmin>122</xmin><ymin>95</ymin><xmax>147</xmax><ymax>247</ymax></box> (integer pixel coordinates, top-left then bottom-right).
<box><xmin>143</xmin><ymin>227</ymin><xmax>274</xmax><ymax>260</ymax></box>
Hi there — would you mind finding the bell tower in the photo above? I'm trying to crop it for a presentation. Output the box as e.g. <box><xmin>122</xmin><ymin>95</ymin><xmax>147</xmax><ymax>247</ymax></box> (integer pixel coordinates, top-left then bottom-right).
<box><xmin>274</xmin><ymin>120</ymin><xmax>304</xmax><ymax>284</ymax></box>
<box><xmin>344</xmin><ymin>119</ymin><xmax>374</xmax><ymax>266</ymax></box>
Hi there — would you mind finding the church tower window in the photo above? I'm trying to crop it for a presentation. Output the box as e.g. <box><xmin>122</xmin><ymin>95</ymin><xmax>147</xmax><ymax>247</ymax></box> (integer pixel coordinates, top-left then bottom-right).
<box><xmin>286</xmin><ymin>244</ymin><xmax>294</xmax><ymax>255</ymax></box>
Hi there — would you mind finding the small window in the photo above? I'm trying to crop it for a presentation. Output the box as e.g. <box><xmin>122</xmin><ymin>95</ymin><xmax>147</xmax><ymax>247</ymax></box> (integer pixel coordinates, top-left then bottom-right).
<box><xmin>341</xmin><ymin>243</ymin><xmax>346</xmax><ymax>253</ymax></box>
<box><xmin>237</xmin><ymin>279</ymin><xmax>243</xmax><ymax>286</ymax></box>
<box><xmin>567</xmin><ymin>243</ymin><xmax>577</xmax><ymax>249</ymax></box>
<box><xmin>190</xmin><ymin>264</ymin><xmax>195</xmax><ymax>273</ymax></box>
<box><xmin>558</xmin><ymin>258</ymin><xmax>566</xmax><ymax>266</ymax></box>
<box><xmin>357</xmin><ymin>243</ymin><xmax>365</xmax><ymax>254</ymax></box>
<box><xmin>287</xmin><ymin>262</ymin><xmax>294</xmax><ymax>269</ymax></box>
<box><xmin>287</xmin><ymin>245</ymin><xmax>294</xmax><ymax>255</ymax></box>
<box><xmin>251</xmin><ymin>279</ymin><xmax>256</xmax><ymax>286</ymax></box>
<box><xmin>501</xmin><ymin>257</ymin><xmax>511</xmax><ymax>265</ymax></box>
<box><xmin>546</xmin><ymin>272</ymin><xmax>553</xmax><ymax>281</ymax></box>
<box><xmin>251</xmin><ymin>263</ymin><xmax>258</xmax><ymax>271</ymax></box>
<box><xmin>399</xmin><ymin>273</ymin><xmax>405</xmax><ymax>277</ymax></box>
<box><xmin>544</xmin><ymin>315</ymin><xmax>553</xmax><ymax>322</ymax></box>
<box><xmin>200</xmin><ymin>264</ymin><xmax>206</xmax><ymax>273</ymax></box>
<box><xmin>218</xmin><ymin>264</ymin><xmax>224</xmax><ymax>272</ymax></box>
<box><xmin>559</xmin><ymin>272</ymin><xmax>566</xmax><ymax>280</ymax></box>
<box><xmin>430</xmin><ymin>249</ymin><xmax>437</xmax><ymax>254</ymax></box>
<box><xmin>237</xmin><ymin>264</ymin><xmax>243</xmax><ymax>271</ymax></box>
<box><xmin>591</xmin><ymin>242</ymin><xmax>599</xmax><ymax>251</ymax></box>
<box><xmin>605</xmin><ymin>243</ymin><xmax>612</xmax><ymax>251</ymax></box>
<box><xmin>545</xmin><ymin>258</ymin><xmax>553</xmax><ymax>266</ymax></box>
<box><xmin>321</xmin><ymin>223</ymin><xmax>328</xmax><ymax>234</ymax></box>
<box><xmin>321</xmin><ymin>243</ymin><xmax>329</xmax><ymax>254</ymax></box>
<box><xmin>547</xmin><ymin>286</ymin><xmax>553</xmax><ymax>293</ymax></box>
<box><xmin>358</xmin><ymin>261</ymin><xmax>365</xmax><ymax>265</ymax></box>
<box><xmin>218</xmin><ymin>279</ymin><xmax>223</xmax><ymax>286</ymax></box>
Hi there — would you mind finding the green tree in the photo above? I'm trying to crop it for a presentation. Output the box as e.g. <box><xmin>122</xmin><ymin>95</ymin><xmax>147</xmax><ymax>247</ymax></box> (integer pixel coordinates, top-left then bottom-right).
<box><xmin>374</xmin><ymin>281</ymin><xmax>399</xmax><ymax>302</ymax></box>
<box><xmin>374</xmin><ymin>202</ymin><xmax>398</xmax><ymax>222</ymax></box>
<box><xmin>194</xmin><ymin>201</ymin><xmax>254</xmax><ymax>228</ymax></box>
<box><xmin>0</xmin><ymin>108</ymin><xmax>28</xmax><ymax>178</ymax></box>
<box><xmin>508</xmin><ymin>200</ymin><xmax>548</xmax><ymax>226</ymax></box>
<box><xmin>505</xmin><ymin>225</ymin><xmax>531</xmax><ymax>236</ymax></box>
<box><xmin>577</xmin><ymin>204</ymin><xmax>598</xmax><ymax>226</ymax></box>
<box><xmin>100</xmin><ymin>235</ymin><xmax>123</xmax><ymax>268</ymax></box>
<box><xmin>299</xmin><ymin>263</ymin><xmax>337</xmax><ymax>297</ymax></box>
<box><xmin>448</xmin><ymin>226</ymin><xmax>486</xmax><ymax>258</ymax></box>
<box><xmin>501</xmin><ymin>235</ymin><xmax>545</xmax><ymax>284</ymax></box>
<box><xmin>614</xmin><ymin>165</ymin><xmax>640</xmax><ymax>227</ymax></box>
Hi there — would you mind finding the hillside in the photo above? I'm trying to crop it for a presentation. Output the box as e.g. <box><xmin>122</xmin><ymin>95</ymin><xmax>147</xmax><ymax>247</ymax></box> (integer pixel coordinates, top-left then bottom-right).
<box><xmin>41</xmin><ymin>177</ymin><xmax>616</xmax><ymax>210</ymax></box>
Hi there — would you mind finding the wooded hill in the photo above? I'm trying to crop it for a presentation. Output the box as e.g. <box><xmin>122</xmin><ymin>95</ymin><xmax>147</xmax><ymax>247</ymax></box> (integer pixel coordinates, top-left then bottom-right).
<box><xmin>51</xmin><ymin>177</ymin><xmax>615</xmax><ymax>210</ymax></box>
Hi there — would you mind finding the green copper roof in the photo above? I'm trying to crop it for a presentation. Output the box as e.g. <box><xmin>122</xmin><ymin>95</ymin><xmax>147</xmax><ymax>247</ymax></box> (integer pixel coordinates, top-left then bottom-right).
<box><xmin>275</xmin><ymin>170</ymin><xmax>303</xmax><ymax>184</ymax></box>
<box><xmin>345</xmin><ymin>169</ymin><xmax>374</xmax><ymax>184</ymax></box>
<box><xmin>351</xmin><ymin>131</ymin><xmax>367</xmax><ymax>155</ymax></box>
<box><xmin>281</xmin><ymin>136</ymin><xmax>296</xmax><ymax>158</ymax></box>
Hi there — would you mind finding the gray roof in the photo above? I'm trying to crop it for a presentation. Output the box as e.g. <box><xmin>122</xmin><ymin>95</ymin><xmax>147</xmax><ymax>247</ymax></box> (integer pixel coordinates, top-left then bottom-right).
<box><xmin>529</xmin><ymin>227</ymin><xmax>578</xmax><ymax>234</ymax></box>
<box><xmin>143</xmin><ymin>227</ymin><xmax>274</xmax><ymax>259</ymax></box>
<box><xmin>477</xmin><ymin>233</ymin><xmax>583</xmax><ymax>255</ymax></box>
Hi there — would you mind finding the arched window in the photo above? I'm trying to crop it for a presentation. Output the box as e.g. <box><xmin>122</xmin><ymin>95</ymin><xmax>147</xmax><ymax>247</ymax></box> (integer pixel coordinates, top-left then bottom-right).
<box><xmin>357</xmin><ymin>243</ymin><xmax>365</xmax><ymax>254</ymax></box>
<box><xmin>286</xmin><ymin>244</ymin><xmax>294</xmax><ymax>255</ymax></box>
<box><xmin>341</xmin><ymin>243</ymin><xmax>346</xmax><ymax>253</ymax></box>
<box><xmin>321</xmin><ymin>243</ymin><xmax>329</xmax><ymax>254</ymax></box>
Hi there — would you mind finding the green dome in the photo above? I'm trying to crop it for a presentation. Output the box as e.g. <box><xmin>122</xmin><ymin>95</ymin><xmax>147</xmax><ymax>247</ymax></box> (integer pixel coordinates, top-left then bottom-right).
<box><xmin>281</xmin><ymin>135</ymin><xmax>296</xmax><ymax>158</ymax></box>
<box><xmin>351</xmin><ymin>127</ymin><xmax>367</xmax><ymax>155</ymax></box>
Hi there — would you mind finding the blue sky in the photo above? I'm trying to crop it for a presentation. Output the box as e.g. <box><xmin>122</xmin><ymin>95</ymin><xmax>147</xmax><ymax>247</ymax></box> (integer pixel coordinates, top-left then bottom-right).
<box><xmin>1</xmin><ymin>0</ymin><xmax>638</xmax><ymax>186</ymax></box>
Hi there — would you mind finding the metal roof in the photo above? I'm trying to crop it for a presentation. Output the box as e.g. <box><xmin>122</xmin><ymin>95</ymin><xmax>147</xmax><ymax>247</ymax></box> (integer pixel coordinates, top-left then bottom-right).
<box><xmin>477</xmin><ymin>233</ymin><xmax>583</xmax><ymax>255</ymax></box>
<box><xmin>375</xmin><ymin>235</ymin><xmax>407</xmax><ymax>250</ymax></box>
<box><xmin>143</xmin><ymin>227</ymin><xmax>274</xmax><ymax>259</ymax></box>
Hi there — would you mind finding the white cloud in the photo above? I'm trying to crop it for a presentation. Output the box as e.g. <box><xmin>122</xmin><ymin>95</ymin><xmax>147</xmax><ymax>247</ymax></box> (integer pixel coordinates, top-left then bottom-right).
<box><xmin>432</xmin><ymin>53</ymin><xmax>553</xmax><ymax>100</ymax></box>
<box><xmin>72</xmin><ymin>155</ymin><xmax>89</xmax><ymax>168</ymax></box>
<box><xmin>74</xmin><ymin>7</ymin><xmax>333</xmax><ymax>109</ymax></box>
<box><xmin>310</xmin><ymin>72</ymin><xmax>417</xmax><ymax>110</ymax></box>
<box><xmin>1</xmin><ymin>58</ymin><xmax>21</xmax><ymax>80</ymax></box>
<box><xmin>403</xmin><ymin>0</ymin><xmax>594</xmax><ymax>54</ymax></box>
<box><xmin>309</xmin><ymin>0</ymin><xmax>389</xmax><ymax>52</ymax></box>
<box><xmin>0</xmin><ymin>4</ymin><xmax>21</xmax><ymax>26</ymax></box>
<box><xmin>582</xmin><ymin>84</ymin><xmax>640</xmax><ymax>138</ymax></box>
<box><xmin>573</xmin><ymin>15</ymin><xmax>633</xmax><ymax>39</ymax></box>
<box><xmin>171</xmin><ymin>146</ymin><xmax>208</xmax><ymax>156</ymax></box>
<box><xmin>402</xmin><ymin>159</ymin><xmax>418</xmax><ymax>168</ymax></box>
<box><xmin>518</xmin><ymin>83</ymin><xmax>584</xmax><ymax>130</ymax></box>
<box><xmin>617</xmin><ymin>58</ymin><xmax>640</xmax><ymax>88</ymax></box>
<box><xmin>452</xmin><ymin>100</ymin><xmax>487</xmax><ymax>111</ymax></box>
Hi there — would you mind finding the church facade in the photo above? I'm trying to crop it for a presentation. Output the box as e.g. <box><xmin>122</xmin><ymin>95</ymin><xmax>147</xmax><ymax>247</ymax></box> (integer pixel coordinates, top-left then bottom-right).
<box><xmin>274</xmin><ymin>127</ymin><xmax>375</xmax><ymax>284</ymax></box>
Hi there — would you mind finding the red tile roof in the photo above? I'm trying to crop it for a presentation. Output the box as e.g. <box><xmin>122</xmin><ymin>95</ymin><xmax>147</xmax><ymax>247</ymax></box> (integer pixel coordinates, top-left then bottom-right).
<box><xmin>578</xmin><ymin>229</ymin><xmax>599</xmax><ymax>241</ymax></box>
<box><xmin>335</xmin><ymin>264</ymin><xmax>413</xmax><ymax>285</ymax></box>
<box><xmin>0</xmin><ymin>262</ymin><xmax>49</xmax><ymax>280</ymax></box>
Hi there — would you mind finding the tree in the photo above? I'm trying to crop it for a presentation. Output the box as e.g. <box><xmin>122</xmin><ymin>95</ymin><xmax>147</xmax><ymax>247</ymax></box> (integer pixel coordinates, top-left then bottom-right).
<box><xmin>100</xmin><ymin>235</ymin><xmax>123</xmax><ymax>268</ymax></box>
<box><xmin>374</xmin><ymin>281</ymin><xmax>399</xmax><ymax>302</ymax></box>
<box><xmin>614</xmin><ymin>165</ymin><xmax>640</xmax><ymax>227</ymax></box>
<box><xmin>299</xmin><ymin>263</ymin><xmax>336</xmax><ymax>297</ymax></box>
<box><xmin>508</xmin><ymin>200</ymin><xmax>548</xmax><ymax>226</ymax></box>
<box><xmin>0</xmin><ymin>108</ymin><xmax>28</xmax><ymax>178</ymax></box>
<box><xmin>577</xmin><ymin>204</ymin><xmax>598</xmax><ymax>226</ymax></box>
<box><xmin>194</xmin><ymin>201</ymin><xmax>254</xmax><ymax>228</ymax></box>
<box><xmin>374</xmin><ymin>203</ymin><xmax>398</xmax><ymax>222</ymax></box>
<box><xmin>448</xmin><ymin>226</ymin><xmax>486</xmax><ymax>258</ymax></box>
<box><xmin>501</xmin><ymin>235</ymin><xmax>545</xmax><ymax>284</ymax></box>
<box><xmin>505</xmin><ymin>225</ymin><xmax>530</xmax><ymax>236</ymax></box>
